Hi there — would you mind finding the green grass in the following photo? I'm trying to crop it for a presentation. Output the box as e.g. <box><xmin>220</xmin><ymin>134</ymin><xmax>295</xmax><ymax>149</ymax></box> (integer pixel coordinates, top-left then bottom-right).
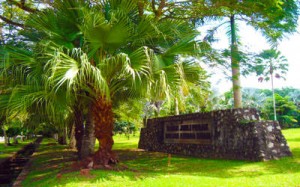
<box><xmin>22</xmin><ymin>129</ymin><xmax>300</xmax><ymax>187</ymax></box>
<box><xmin>112</xmin><ymin>134</ymin><xmax>139</xmax><ymax>150</ymax></box>
<box><xmin>0</xmin><ymin>139</ymin><xmax>33</xmax><ymax>162</ymax></box>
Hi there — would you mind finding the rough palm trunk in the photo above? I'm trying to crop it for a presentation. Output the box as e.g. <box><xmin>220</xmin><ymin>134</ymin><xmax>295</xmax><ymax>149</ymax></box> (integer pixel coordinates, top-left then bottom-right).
<box><xmin>92</xmin><ymin>96</ymin><xmax>117</xmax><ymax>167</ymax></box>
<box><xmin>58</xmin><ymin>126</ymin><xmax>68</xmax><ymax>145</ymax></box>
<box><xmin>230</xmin><ymin>15</ymin><xmax>242</xmax><ymax>108</ymax></box>
<box><xmin>137</xmin><ymin>1</ymin><xmax>144</xmax><ymax>16</ymax></box>
<box><xmin>80</xmin><ymin>108</ymin><xmax>95</xmax><ymax>158</ymax></box>
<box><xmin>69</xmin><ymin>123</ymin><xmax>76</xmax><ymax>149</ymax></box>
<box><xmin>152</xmin><ymin>0</ymin><xmax>166</xmax><ymax>19</ymax></box>
<box><xmin>74</xmin><ymin>106</ymin><xmax>84</xmax><ymax>158</ymax></box>
<box><xmin>74</xmin><ymin>103</ymin><xmax>96</xmax><ymax>159</ymax></box>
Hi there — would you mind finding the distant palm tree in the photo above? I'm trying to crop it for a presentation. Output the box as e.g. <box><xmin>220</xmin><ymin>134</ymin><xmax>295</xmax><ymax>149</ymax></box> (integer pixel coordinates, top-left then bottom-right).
<box><xmin>202</xmin><ymin>0</ymin><xmax>297</xmax><ymax>108</ymax></box>
<box><xmin>255</xmin><ymin>49</ymin><xmax>288</xmax><ymax>121</ymax></box>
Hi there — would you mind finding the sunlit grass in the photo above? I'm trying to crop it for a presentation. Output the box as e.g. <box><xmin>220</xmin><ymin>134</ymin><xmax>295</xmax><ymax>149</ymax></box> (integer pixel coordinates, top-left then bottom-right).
<box><xmin>22</xmin><ymin>129</ymin><xmax>300</xmax><ymax>187</ymax></box>
<box><xmin>94</xmin><ymin>133</ymin><xmax>139</xmax><ymax>151</ymax></box>
<box><xmin>112</xmin><ymin>133</ymin><xmax>139</xmax><ymax>150</ymax></box>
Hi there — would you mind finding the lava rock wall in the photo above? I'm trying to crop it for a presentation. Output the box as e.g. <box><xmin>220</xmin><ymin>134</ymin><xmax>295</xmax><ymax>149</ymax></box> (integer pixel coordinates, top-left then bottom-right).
<box><xmin>138</xmin><ymin>108</ymin><xmax>291</xmax><ymax>161</ymax></box>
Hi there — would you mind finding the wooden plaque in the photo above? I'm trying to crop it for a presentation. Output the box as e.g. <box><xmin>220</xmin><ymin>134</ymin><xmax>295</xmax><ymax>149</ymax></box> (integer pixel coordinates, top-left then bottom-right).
<box><xmin>164</xmin><ymin>119</ymin><xmax>212</xmax><ymax>144</ymax></box>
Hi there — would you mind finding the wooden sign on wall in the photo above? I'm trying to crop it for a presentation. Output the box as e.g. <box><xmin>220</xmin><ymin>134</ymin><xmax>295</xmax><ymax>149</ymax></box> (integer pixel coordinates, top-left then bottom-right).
<box><xmin>164</xmin><ymin>119</ymin><xmax>212</xmax><ymax>144</ymax></box>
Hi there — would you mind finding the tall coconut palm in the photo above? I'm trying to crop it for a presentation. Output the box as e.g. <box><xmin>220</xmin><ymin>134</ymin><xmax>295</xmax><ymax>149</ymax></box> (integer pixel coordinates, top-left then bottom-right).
<box><xmin>1</xmin><ymin>0</ymin><xmax>205</xmax><ymax>167</ymax></box>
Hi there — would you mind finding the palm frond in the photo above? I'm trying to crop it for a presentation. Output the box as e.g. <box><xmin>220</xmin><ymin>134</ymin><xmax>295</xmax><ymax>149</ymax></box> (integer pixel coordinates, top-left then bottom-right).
<box><xmin>46</xmin><ymin>47</ymin><xmax>110</xmax><ymax>99</ymax></box>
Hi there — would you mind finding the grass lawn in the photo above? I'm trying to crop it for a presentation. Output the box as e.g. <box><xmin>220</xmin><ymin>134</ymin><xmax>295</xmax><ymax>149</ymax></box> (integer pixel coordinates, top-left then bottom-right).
<box><xmin>21</xmin><ymin>129</ymin><xmax>300</xmax><ymax>187</ymax></box>
<box><xmin>0</xmin><ymin>139</ymin><xmax>33</xmax><ymax>162</ymax></box>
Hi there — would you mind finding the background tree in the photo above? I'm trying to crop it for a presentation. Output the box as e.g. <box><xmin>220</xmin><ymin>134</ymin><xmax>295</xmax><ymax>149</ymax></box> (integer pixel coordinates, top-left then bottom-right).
<box><xmin>192</xmin><ymin>0</ymin><xmax>298</xmax><ymax>108</ymax></box>
<box><xmin>113</xmin><ymin>99</ymin><xmax>144</xmax><ymax>137</ymax></box>
<box><xmin>113</xmin><ymin>121</ymin><xmax>136</xmax><ymax>139</ymax></box>
<box><xmin>123</xmin><ymin>1</ymin><xmax>299</xmax><ymax>109</ymax></box>
<box><xmin>262</xmin><ymin>94</ymin><xmax>299</xmax><ymax>128</ymax></box>
<box><xmin>1</xmin><ymin>1</ymin><xmax>299</xmax><ymax>110</ymax></box>
<box><xmin>6</xmin><ymin>126</ymin><xmax>21</xmax><ymax>144</ymax></box>
<box><xmin>254</xmin><ymin>49</ymin><xmax>288</xmax><ymax>120</ymax></box>
<box><xmin>242</xmin><ymin>88</ymin><xmax>268</xmax><ymax>109</ymax></box>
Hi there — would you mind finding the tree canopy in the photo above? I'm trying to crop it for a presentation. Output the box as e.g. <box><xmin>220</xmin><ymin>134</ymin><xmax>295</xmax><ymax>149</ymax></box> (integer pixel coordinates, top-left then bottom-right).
<box><xmin>0</xmin><ymin>0</ymin><xmax>299</xmax><ymax>167</ymax></box>
<box><xmin>0</xmin><ymin>0</ymin><xmax>210</xmax><ymax>167</ymax></box>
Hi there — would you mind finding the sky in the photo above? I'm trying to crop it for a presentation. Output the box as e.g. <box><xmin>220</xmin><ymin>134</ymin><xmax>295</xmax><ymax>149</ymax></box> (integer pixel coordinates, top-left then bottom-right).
<box><xmin>200</xmin><ymin>20</ymin><xmax>300</xmax><ymax>93</ymax></box>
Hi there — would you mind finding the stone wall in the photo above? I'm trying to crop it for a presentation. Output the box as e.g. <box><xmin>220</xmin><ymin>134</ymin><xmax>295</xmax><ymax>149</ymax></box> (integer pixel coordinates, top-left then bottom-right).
<box><xmin>138</xmin><ymin>108</ymin><xmax>292</xmax><ymax>161</ymax></box>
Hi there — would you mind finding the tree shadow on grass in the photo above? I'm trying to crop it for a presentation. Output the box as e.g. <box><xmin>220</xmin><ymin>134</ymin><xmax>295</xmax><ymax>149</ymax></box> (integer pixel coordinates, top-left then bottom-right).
<box><xmin>23</xmin><ymin>140</ymin><xmax>300</xmax><ymax>187</ymax></box>
<box><xmin>22</xmin><ymin>143</ymin><xmax>78</xmax><ymax>187</ymax></box>
<box><xmin>114</xmin><ymin>146</ymin><xmax>300</xmax><ymax>179</ymax></box>
<box><xmin>115</xmin><ymin>149</ymin><xmax>263</xmax><ymax>178</ymax></box>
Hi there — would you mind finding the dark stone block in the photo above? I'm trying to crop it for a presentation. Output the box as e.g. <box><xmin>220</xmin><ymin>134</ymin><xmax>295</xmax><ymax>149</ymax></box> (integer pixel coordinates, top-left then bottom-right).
<box><xmin>138</xmin><ymin>108</ymin><xmax>292</xmax><ymax>161</ymax></box>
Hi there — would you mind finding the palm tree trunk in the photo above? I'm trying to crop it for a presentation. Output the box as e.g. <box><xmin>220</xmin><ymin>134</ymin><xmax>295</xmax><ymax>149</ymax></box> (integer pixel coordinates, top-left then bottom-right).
<box><xmin>230</xmin><ymin>15</ymin><xmax>242</xmax><ymax>108</ymax></box>
<box><xmin>80</xmin><ymin>108</ymin><xmax>95</xmax><ymax>158</ymax></box>
<box><xmin>138</xmin><ymin>1</ymin><xmax>144</xmax><ymax>16</ymax></box>
<box><xmin>0</xmin><ymin>118</ymin><xmax>8</xmax><ymax>146</ymax></box>
<box><xmin>270</xmin><ymin>63</ymin><xmax>277</xmax><ymax>121</ymax></box>
<box><xmin>58</xmin><ymin>126</ymin><xmax>68</xmax><ymax>145</ymax></box>
<box><xmin>2</xmin><ymin>126</ymin><xmax>8</xmax><ymax>146</ymax></box>
<box><xmin>174</xmin><ymin>98</ymin><xmax>179</xmax><ymax>115</ymax></box>
<box><xmin>92</xmin><ymin>96</ymin><xmax>117</xmax><ymax>167</ymax></box>
<box><xmin>69</xmin><ymin>122</ymin><xmax>76</xmax><ymax>149</ymax></box>
<box><xmin>74</xmin><ymin>105</ymin><xmax>84</xmax><ymax>158</ymax></box>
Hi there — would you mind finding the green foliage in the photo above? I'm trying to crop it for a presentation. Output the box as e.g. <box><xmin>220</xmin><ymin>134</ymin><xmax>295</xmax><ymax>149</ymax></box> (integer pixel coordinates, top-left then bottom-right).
<box><xmin>1</xmin><ymin>0</ymin><xmax>211</xmax><ymax>142</ymax></box>
<box><xmin>197</xmin><ymin>0</ymin><xmax>299</xmax><ymax>43</ymax></box>
<box><xmin>242</xmin><ymin>88</ymin><xmax>268</xmax><ymax>109</ymax></box>
<box><xmin>196</xmin><ymin>1</ymin><xmax>298</xmax><ymax>107</ymax></box>
<box><xmin>6</xmin><ymin>126</ymin><xmax>21</xmax><ymax>137</ymax></box>
<box><xmin>208</xmin><ymin>89</ymin><xmax>234</xmax><ymax>110</ymax></box>
<box><xmin>113</xmin><ymin>99</ymin><xmax>145</xmax><ymax>129</ymax></box>
<box><xmin>262</xmin><ymin>94</ymin><xmax>299</xmax><ymax>128</ymax></box>
<box><xmin>113</xmin><ymin>121</ymin><xmax>136</xmax><ymax>137</ymax></box>
<box><xmin>211</xmin><ymin>87</ymin><xmax>300</xmax><ymax>128</ymax></box>
<box><xmin>252</xmin><ymin>49</ymin><xmax>288</xmax><ymax>82</ymax></box>
<box><xmin>242</xmin><ymin>87</ymin><xmax>300</xmax><ymax>128</ymax></box>
<box><xmin>33</xmin><ymin>123</ymin><xmax>58</xmax><ymax>137</ymax></box>
<box><xmin>4</xmin><ymin>0</ymin><xmax>297</xmax><ymax>140</ymax></box>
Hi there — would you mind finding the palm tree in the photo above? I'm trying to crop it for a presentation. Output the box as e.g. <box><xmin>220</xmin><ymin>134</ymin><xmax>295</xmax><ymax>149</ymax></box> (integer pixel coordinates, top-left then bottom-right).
<box><xmin>1</xmin><ymin>0</ymin><xmax>205</xmax><ymax>167</ymax></box>
<box><xmin>0</xmin><ymin>43</ymin><xmax>72</xmax><ymax>143</ymax></box>
<box><xmin>200</xmin><ymin>0</ymin><xmax>298</xmax><ymax>108</ymax></box>
<box><xmin>254</xmin><ymin>49</ymin><xmax>288</xmax><ymax>121</ymax></box>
